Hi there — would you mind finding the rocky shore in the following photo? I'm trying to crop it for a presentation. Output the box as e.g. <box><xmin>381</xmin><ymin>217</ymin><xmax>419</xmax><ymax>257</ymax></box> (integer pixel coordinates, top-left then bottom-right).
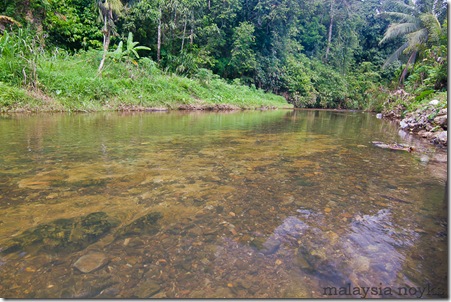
<box><xmin>382</xmin><ymin>98</ymin><xmax>447</xmax><ymax>147</ymax></box>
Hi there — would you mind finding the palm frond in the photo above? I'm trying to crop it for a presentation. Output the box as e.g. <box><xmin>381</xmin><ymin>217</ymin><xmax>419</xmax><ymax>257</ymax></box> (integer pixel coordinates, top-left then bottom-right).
<box><xmin>382</xmin><ymin>0</ymin><xmax>417</xmax><ymax>15</ymax></box>
<box><xmin>420</xmin><ymin>13</ymin><xmax>442</xmax><ymax>43</ymax></box>
<box><xmin>106</xmin><ymin>0</ymin><xmax>124</xmax><ymax>15</ymax></box>
<box><xmin>378</xmin><ymin>12</ymin><xmax>418</xmax><ymax>23</ymax></box>
<box><xmin>382</xmin><ymin>41</ymin><xmax>409</xmax><ymax>68</ymax></box>
<box><xmin>379</xmin><ymin>22</ymin><xmax>420</xmax><ymax>45</ymax></box>
<box><xmin>97</xmin><ymin>0</ymin><xmax>123</xmax><ymax>21</ymax></box>
<box><xmin>405</xmin><ymin>28</ymin><xmax>428</xmax><ymax>52</ymax></box>
<box><xmin>0</xmin><ymin>15</ymin><xmax>22</xmax><ymax>27</ymax></box>
<box><xmin>420</xmin><ymin>12</ymin><xmax>441</xmax><ymax>28</ymax></box>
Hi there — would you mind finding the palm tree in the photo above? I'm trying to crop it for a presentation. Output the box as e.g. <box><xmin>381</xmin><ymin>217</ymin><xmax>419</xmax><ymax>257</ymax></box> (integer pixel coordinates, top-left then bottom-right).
<box><xmin>379</xmin><ymin>0</ymin><xmax>443</xmax><ymax>85</ymax></box>
<box><xmin>97</xmin><ymin>0</ymin><xmax>123</xmax><ymax>73</ymax></box>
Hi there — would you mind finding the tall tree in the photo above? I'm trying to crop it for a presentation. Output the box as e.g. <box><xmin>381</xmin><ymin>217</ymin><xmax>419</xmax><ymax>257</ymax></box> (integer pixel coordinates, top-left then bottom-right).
<box><xmin>379</xmin><ymin>0</ymin><xmax>444</xmax><ymax>84</ymax></box>
<box><xmin>229</xmin><ymin>21</ymin><xmax>257</xmax><ymax>78</ymax></box>
<box><xmin>97</xmin><ymin>0</ymin><xmax>123</xmax><ymax>73</ymax></box>
<box><xmin>324</xmin><ymin>0</ymin><xmax>334</xmax><ymax>62</ymax></box>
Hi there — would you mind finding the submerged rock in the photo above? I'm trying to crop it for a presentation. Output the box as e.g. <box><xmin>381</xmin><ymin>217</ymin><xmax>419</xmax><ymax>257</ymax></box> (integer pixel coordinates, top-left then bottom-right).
<box><xmin>134</xmin><ymin>279</ymin><xmax>161</xmax><ymax>298</ymax></box>
<box><xmin>74</xmin><ymin>252</ymin><xmax>108</xmax><ymax>273</ymax></box>
<box><xmin>249</xmin><ymin>237</ymin><xmax>265</xmax><ymax>251</ymax></box>
<box><xmin>1</xmin><ymin>212</ymin><xmax>119</xmax><ymax>255</ymax></box>
<box><xmin>297</xmin><ymin>237</ymin><xmax>345</xmax><ymax>282</ymax></box>
<box><xmin>64</xmin><ymin>276</ymin><xmax>117</xmax><ymax>298</ymax></box>
<box><xmin>261</xmin><ymin>238</ymin><xmax>281</xmax><ymax>255</ymax></box>
<box><xmin>250</xmin><ymin>236</ymin><xmax>281</xmax><ymax>255</ymax></box>
<box><xmin>115</xmin><ymin>212</ymin><xmax>162</xmax><ymax>238</ymax></box>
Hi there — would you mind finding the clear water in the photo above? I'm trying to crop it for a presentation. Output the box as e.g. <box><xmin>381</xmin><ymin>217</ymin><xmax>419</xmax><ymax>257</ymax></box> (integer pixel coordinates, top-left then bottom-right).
<box><xmin>0</xmin><ymin>110</ymin><xmax>447</xmax><ymax>298</ymax></box>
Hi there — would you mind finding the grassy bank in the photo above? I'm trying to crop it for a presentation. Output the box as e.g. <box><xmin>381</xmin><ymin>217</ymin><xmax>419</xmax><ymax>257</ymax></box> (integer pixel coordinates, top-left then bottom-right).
<box><xmin>0</xmin><ymin>48</ymin><xmax>291</xmax><ymax>112</ymax></box>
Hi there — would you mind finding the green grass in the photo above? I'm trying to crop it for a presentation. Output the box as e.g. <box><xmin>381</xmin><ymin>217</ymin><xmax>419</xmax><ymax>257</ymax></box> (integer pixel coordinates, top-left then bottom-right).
<box><xmin>0</xmin><ymin>49</ymin><xmax>291</xmax><ymax>112</ymax></box>
<box><xmin>0</xmin><ymin>82</ymin><xmax>43</xmax><ymax>112</ymax></box>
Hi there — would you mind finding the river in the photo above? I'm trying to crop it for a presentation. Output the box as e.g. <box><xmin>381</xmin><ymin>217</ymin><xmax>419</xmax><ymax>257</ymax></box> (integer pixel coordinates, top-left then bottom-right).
<box><xmin>0</xmin><ymin>110</ymin><xmax>447</xmax><ymax>298</ymax></box>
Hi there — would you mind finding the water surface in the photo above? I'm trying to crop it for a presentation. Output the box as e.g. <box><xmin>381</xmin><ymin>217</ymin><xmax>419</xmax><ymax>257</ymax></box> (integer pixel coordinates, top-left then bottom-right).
<box><xmin>0</xmin><ymin>110</ymin><xmax>447</xmax><ymax>298</ymax></box>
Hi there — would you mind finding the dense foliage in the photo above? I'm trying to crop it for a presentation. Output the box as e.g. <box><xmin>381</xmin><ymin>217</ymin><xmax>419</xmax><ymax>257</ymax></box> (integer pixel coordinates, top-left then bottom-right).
<box><xmin>0</xmin><ymin>0</ymin><xmax>447</xmax><ymax>110</ymax></box>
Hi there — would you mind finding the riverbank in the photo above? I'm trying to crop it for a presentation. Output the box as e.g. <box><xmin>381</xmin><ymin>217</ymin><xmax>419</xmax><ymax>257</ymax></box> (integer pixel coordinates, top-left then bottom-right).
<box><xmin>0</xmin><ymin>50</ymin><xmax>291</xmax><ymax>113</ymax></box>
<box><xmin>380</xmin><ymin>89</ymin><xmax>447</xmax><ymax>147</ymax></box>
<box><xmin>0</xmin><ymin>80</ymin><xmax>291</xmax><ymax>113</ymax></box>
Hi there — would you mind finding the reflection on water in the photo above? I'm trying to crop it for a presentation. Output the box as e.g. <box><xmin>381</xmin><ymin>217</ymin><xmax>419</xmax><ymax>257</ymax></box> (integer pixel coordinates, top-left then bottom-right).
<box><xmin>0</xmin><ymin>110</ymin><xmax>447</xmax><ymax>298</ymax></box>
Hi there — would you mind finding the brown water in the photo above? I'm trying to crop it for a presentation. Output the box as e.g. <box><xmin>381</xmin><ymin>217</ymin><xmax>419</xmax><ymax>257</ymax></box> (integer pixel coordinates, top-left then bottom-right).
<box><xmin>0</xmin><ymin>110</ymin><xmax>447</xmax><ymax>298</ymax></box>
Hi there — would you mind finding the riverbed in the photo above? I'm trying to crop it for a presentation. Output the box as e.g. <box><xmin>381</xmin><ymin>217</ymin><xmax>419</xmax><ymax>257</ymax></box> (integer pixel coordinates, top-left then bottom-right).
<box><xmin>0</xmin><ymin>110</ymin><xmax>447</xmax><ymax>298</ymax></box>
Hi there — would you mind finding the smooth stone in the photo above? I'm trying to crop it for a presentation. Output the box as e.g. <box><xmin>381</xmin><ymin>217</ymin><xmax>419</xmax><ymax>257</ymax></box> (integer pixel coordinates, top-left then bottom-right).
<box><xmin>211</xmin><ymin>287</ymin><xmax>233</xmax><ymax>298</ymax></box>
<box><xmin>282</xmin><ymin>284</ymin><xmax>312</xmax><ymax>298</ymax></box>
<box><xmin>249</xmin><ymin>209</ymin><xmax>259</xmax><ymax>216</ymax></box>
<box><xmin>434</xmin><ymin>114</ymin><xmax>447</xmax><ymax>127</ymax></box>
<box><xmin>189</xmin><ymin>226</ymin><xmax>203</xmax><ymax>236</ymax></box>
<box><xmin>261</xmin><ymin>238</ymin><xmax>281</xmax><ymax>255</ymax></box>
<box><xmin>295</xmin><ymin>253</ymin><xmax>312</xmax><ymax>271</ymax></box>
<box><xmin>237</xmin><ymin>277</ymin><xmax>253</xmax><ymax>289</ymax></box>
<box><xmin>435</xmin><ymin>131</ymin><xmax>447</xmax><ymax>144</ymax></box>
<box><xmin>135</xmin><ymin>280</ymin><xmax>161</xmax><ymax>298</ymax></box>
<box><xmin>420</xmin><ymin>155</ymin><xmax>430</xmax><ymax>163</ymax></box>
<box><xmin>75</xmin><ymin>277</ymin><xmax>117</xmax><ymax>298</ymax></box>
<box><xmin>74</xmin><ymin>252</ymin><xmax>108</xmax><ymax>273</ymax></box>
<box><xmin>400</xmin><ymin>120</ymin><xmax>408</xmax><ymax>129</ymax></box>
<box><xmin>152</xmin><ymin>292</ymin><xmax>167</xmax><ymax>298</ymax></box>
<box><xmin>429</xmin><ymin>99</ymin><xmax>439</xmax><ymax>106</ymax></box>
<box><xmin>249</xmin><ymin>237</ymin><xmax>265</xmax><ymax>250</ymax></box>
<box><xmin>326</xmin><ymin>200</ymin><xmax>337</xmax><ymax>207</ymax></box>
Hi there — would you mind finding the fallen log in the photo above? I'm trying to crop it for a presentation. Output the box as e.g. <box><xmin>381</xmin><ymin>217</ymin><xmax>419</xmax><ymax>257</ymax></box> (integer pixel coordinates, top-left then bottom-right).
<box><xmin>371</xmin><ymin>141</ymin><xmax>414</xmax><ymax>152</ymax></box>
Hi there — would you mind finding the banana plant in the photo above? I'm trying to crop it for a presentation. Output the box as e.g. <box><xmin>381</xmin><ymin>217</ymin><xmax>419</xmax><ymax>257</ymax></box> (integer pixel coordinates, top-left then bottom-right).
<box><xmin>110</xmin><ymin>32</ymin><xmax>151</xmax><ymax>64</ymax></box>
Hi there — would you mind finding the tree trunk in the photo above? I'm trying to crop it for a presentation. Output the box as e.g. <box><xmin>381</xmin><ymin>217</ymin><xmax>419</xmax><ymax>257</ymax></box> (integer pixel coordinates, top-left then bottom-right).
<box><xmin>98</xmin><ymin>14</ymin><xmax>110</xmax><ymax>73</ymax></box>
<box><xmin>325</xmin><ymin>0</ymin><xmax>334</xmax><ymax>62</ymax></box>
<box><xmin>190</xmin><ymin>12</ymin><xmax>194</xmax><ymax>45</ymax></box>
<box><xmin>157</xmin><ymin>7</ymin><xmax>162</xmax><ymax>62</ymax></box>
<box><xmin>181</xmin><ymin>19</ymin><xmax>187</xmax><ymax>52</ymax></box>
<box><xmin>399</xmin><ymin>50</ymin><xmax>417</xmax><ymax>87</ymax></box>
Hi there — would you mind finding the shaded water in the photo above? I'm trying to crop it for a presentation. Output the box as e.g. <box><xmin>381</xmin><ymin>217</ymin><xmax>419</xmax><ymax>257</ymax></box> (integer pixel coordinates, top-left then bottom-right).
<box><xmin>0</xmin><ymin>110</ymin><xmax>447</xmax><ymax>298</ymax></box>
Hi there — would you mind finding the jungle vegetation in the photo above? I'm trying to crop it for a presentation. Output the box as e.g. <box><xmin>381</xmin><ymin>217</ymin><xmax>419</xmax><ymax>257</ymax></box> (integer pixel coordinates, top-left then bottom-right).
<box><xmin>0</xmin><ymin>0</ymin><xmax>447</xmax><ymax>111</ymax></box>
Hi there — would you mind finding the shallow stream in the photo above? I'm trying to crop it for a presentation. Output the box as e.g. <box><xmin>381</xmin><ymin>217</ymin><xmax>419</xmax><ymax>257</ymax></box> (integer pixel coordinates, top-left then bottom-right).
<box><xmin>0</xmin><ymin>110</ymin><xmax>447</xmax><ymax>298</ymax></box>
